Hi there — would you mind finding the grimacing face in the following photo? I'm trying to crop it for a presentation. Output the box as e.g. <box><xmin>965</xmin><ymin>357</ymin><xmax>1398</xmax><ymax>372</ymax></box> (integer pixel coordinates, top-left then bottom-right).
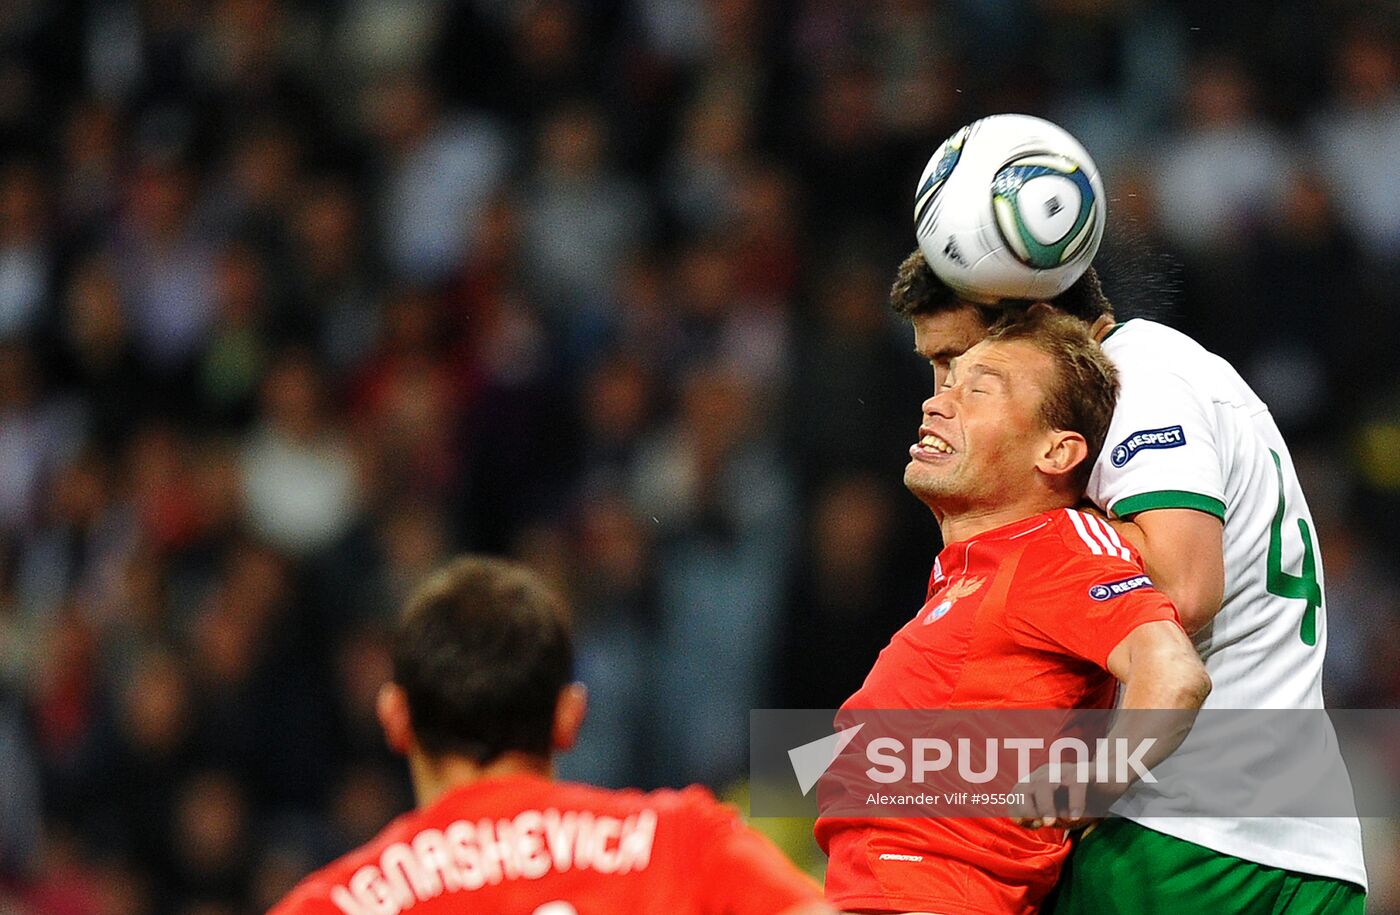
<box><xmin>911</xmin><ymin>304</ymin><xmax>992</xmax><ymax>390</ymax></box>
<box><xmin>903</xmin><ymin>338</ymin><xmax>1062</xmax><ymax>514</ymax></box>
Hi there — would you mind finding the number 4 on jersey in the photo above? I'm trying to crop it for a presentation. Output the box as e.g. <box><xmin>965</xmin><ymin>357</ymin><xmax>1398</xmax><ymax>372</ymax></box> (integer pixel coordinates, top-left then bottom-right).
<box><xmin>1267</xmin><ymin>450</ymin><xmax>1321</xmax><ymax>646</ymax></box>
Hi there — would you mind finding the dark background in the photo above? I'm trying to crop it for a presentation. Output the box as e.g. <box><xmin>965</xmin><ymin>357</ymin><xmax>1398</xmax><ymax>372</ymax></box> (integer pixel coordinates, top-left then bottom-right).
<box><xmin>1</xmin><ymin>0</ymin><xmax>1398</xmax><ymax>912</ymax></box>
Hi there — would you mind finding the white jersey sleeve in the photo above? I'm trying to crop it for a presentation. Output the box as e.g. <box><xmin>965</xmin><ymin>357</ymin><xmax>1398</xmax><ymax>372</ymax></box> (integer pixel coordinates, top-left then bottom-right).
<box><xmin>1087</xmin><ymin>343</ymin><xmax>1226</xmax><ymax>522</ymax></box>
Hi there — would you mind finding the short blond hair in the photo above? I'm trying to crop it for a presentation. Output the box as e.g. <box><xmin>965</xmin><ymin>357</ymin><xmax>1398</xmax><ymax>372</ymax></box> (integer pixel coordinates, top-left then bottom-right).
<box><xmin>984</xmin><ymin>309</ymin><xmax>1119</xmax><ymax>493</ymax></box>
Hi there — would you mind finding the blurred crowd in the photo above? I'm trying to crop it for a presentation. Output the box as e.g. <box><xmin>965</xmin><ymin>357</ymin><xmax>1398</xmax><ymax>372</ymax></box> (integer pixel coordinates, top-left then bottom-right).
<box><xmin>1</xmin><ymin>0</ymin><xmax>1400</xmax><ymax>913</ymax></box>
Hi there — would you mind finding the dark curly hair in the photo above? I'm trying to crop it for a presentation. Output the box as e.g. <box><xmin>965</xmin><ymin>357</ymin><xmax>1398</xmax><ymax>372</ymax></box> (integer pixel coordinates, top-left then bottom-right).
<box><xmin>393</xmin><ymin>556</ymin><xmax>572</xmax><ymax>764</ymax></box>
<box><xmin>889</xmin><ymin>248</ymin><xmax>1113</xmax><ymax>326</ymax></box>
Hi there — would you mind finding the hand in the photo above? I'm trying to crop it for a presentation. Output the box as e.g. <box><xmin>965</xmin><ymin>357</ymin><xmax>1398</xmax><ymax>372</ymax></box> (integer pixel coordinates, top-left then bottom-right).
<box><xmin>1009</xmin><ymin>762</ymin><xmax>1122</xmax><ymax>830</ymax></box>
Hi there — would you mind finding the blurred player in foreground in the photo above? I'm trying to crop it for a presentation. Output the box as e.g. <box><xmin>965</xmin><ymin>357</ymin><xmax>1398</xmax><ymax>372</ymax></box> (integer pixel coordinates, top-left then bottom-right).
<box><xmin>891</xmin><ymin>255</ymin><xmax>1367</xmax><ymax>913</ymax></box>
<box><xmin>815</xmin><ymin>313</ymin><xmax>1211</xmax><ymax>914</ymax></box>
<box><xmin>269</xmin><ymin>556</ymin><xmax>831</xmax><ymax>915</ymax></box>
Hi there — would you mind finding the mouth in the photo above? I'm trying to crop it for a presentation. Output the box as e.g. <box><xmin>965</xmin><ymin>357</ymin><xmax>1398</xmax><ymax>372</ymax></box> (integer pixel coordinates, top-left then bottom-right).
<box><xmin>910</xmin><ymin>429</ymin><xmax>956</xmax><ymax>463</ymax></box>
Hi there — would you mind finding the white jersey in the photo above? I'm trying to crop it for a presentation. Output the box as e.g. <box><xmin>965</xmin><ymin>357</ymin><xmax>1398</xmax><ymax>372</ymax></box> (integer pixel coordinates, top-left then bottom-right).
<box><xmin>1090</xmin><ymin>319</ymin><xmax>1365</xmax><ymax>888</ymax></box>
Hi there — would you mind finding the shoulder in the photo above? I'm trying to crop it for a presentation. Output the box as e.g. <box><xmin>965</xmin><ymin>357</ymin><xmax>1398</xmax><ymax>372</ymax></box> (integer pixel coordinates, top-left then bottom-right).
<box><xmin>1013</xmin><ymin>510</ymin><xmax>1152</xmax><ymax>593</ymax></box>
<box><xmin>266</xmin><ymin>853</ymin><xmax>370</xmax><ymax>915</ymax></box>
<box><xmin>1102</xmin><ymin>320</ymin><xmax>1250</xmax><ymax>410</ymax></box>
<box><xmin>545</xmin><ymin>778</ymin><xmax>705</xmax><ymax>810</ymax></box>
<box><xmin>995</xmin><ymin>512</ymin><xmax>1172</xmax><ymax>663</ymax></box>
<box><xmin>1037</xmin><ymin>509</ymin><xmax>1140</xmax><ymax>567</ymax></box>
<box><xmin>266</xmin><ymin>809</ymin><xmax>421</xmax><ymax>915</ymax></box>
<box><xmin>643</xmin><ymin>783</ymin><xmax>735</xmax><ymax>826</ymax></box>
<box><xmin>545</xmin><ymin>780</ymin><xmax>734</xmax><ymax>828</ymax></box>
<box><xmin>1100</xmin><ymin>319</ymin><xmax>1182</xmax><ymax>356</ymax></box>
<box><xmin>552</xmin><ymin>782</ymin><xmax>749</xmax><ymax>867</ymax></box>
<box><xmin>978</xmin><ymin>512</ymin><xmax>1136</xmax><ymax>604</ymax></box>
<box><xmin>645</xmin><ymin>784</ymin><xmax>748</xmax><ymax>842</ymax></box>
<box><xmin>1102</xmin><ymin>321</ymin><xmax>1209</xmax><ymax>386</ymax></box>
<box><xmin>1102</xmin><ymin>318</ymin><xmax>1194</xmax><ymax>351</ymax></box>
<box><xmin>267</xmin><ymin>876</ymin><xmax>337</xmax><ymax>915</ymax></box>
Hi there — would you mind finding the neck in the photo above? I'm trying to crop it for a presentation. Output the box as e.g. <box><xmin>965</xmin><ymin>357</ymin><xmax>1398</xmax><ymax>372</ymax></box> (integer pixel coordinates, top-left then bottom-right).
<box><xmin>936</xmin><ymin>495</ymin><xmax>1065</xmax><ymax>546</ymax></box>
<box><xmin>1090</xmin><ymin>314</ymin><xmax>1115</xmax><ymax>342</ymax></box>
<box><xmin>409</xmin><ymin>750</ymin><xmax>553</xmax><ymax>808</ymax></box>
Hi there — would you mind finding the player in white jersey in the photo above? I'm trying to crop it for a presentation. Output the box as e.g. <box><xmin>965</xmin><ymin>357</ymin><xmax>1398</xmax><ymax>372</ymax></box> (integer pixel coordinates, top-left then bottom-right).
<box><xmin>887</xmin><ymin>251</ymin><xmax>1366</xmax><ymax>913</ymax></box>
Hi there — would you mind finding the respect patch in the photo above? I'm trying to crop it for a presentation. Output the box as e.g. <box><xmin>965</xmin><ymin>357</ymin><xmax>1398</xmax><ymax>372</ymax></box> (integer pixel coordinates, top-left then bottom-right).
<box><xmin>1110</xmin><ymin>425</ymin><xmax>1186</xmax><ymax>467</ymax></box>
<box><xmin>1089</xmin><ymin>575</ymin><xmax>1153</xmax><ymax>601</ymax></box>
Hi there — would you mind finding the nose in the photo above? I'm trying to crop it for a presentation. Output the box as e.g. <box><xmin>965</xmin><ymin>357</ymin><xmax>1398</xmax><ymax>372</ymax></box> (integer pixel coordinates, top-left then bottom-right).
<box><xmin>924</xmin><ymin>387</ymin><xmax>955</xmax><ymax>419</ymax></box>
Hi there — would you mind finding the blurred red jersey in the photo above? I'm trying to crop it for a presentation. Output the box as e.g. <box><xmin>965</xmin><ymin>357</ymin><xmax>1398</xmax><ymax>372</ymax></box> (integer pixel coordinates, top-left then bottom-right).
<box><xmin>815</xmin><ymin>509</ymin><xmax>1183</xmax><ymax>915</ymax></box>
<box><xmin>270</xmin><ymin>773</ymin><xmax>821</xmax><ymax>915</ymax></box>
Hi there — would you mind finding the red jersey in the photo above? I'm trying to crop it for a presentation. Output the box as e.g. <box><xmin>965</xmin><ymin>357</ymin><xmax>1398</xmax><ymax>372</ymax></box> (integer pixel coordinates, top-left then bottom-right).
<box><xmin>271</xmin><ymin>774</ymin><xmax>821</xmax><ymax>915</ymax></box>
<box><xmin>815</xmin><ymin>509</ymin><xmax>1183</xmax><ymax>915</ymax></box>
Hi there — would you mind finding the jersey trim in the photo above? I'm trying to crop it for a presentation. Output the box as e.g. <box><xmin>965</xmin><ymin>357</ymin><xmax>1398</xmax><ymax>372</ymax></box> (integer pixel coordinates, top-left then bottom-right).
<box><xmin>1110</xmin><ymin>490</ymin><xmax>1226</xmax><ymax>521</ymax></box>
<box><xmin>1064</xmin><ymin>509</ymin><xmax>1130</xmax><ymax>560</ymax></box>
<box><xmin>1100</xmin><ymin>320</ymin><xmax>1129</xmax><ymax>342</ymax></box>
<box><xmin>1085</xmin><ymin>511</ymin><xmax>1131</xmax><ymax>560</ymax></box>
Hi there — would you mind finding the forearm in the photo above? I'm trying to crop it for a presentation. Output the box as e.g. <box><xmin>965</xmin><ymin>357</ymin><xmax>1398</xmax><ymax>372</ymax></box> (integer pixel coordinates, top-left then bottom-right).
<box><xmin>1118</xmin><ymin>644</ymin><xmax>1212</xmax><ymax>711</ymax></box>
<box><xmin>1098</xmin><ymin>647</ymin><xmax>1211</xmax><ymax>793</ymax></box>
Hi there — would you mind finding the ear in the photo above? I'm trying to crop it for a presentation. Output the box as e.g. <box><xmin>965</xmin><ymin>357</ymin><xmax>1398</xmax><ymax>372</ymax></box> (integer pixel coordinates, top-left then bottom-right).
<box><xmin>376</xmin><ymin>682</ymin><xmax>414</xmax><ymax>757</ymax></box>
<box><xmin>551</xmin><ymin>683</ymin><xmax>588</xmax><ymax>754</ymax></box>
<box><xmin>1035</xmin><ymin>429</ymin><xmax>1089</xmax><ymax>484</ymax></box>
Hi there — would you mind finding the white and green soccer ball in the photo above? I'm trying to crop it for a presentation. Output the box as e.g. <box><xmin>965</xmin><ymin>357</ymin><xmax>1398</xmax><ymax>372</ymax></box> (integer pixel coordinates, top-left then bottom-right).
<box><xmin>913</xmin><ymin>113</ymin><xmax>1106</xmax><ymax>304</ymax></box>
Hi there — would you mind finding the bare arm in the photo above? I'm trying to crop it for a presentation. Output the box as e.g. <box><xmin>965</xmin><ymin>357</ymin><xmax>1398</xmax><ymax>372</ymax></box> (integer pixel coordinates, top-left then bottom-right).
<box><xmin>1107</xmin><ymin>618</ymin><xmax>1212</xmax><ymax>711</ymax></box>
<box><xmin>1091</xmin><ymin>619</ymin><xmax>1212</xmax><ymax>807</ymax></box>
<box><xmin>1015</xmin><ymin>620</ymin><xmax>1210</xmax><ymax>829</ymax></box>
<box><xmin>1110</xmin><ymin>509</ymin><xmax>1224</xmax><ymax>635</ymax></box>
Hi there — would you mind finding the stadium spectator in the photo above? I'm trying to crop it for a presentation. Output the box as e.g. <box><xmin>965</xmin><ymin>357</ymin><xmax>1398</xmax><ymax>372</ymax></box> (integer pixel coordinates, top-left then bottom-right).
<box><xmin>0</xmin><ymin>1</ymin><xmax>1395</xmax><ymax>912</ymax></box>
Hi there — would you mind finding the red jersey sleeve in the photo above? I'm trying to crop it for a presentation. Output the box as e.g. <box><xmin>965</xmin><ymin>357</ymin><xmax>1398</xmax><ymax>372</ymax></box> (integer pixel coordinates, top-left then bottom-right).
<box><xmin>1007</xmin><ymin>542</ymin><xmax>1183</xmax><ymax>670</ymax></box>
<box><xmin>677</xmin><ymin>787</ymin><xmax>823</xmax><ymax>915</ymax></box>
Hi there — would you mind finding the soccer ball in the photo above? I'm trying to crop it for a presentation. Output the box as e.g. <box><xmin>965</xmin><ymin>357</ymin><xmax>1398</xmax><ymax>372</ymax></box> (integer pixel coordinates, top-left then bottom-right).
<box><xmin>913</xmin><ymin>114</ymin><xmax>1106</xmax><ymax>304</ymax></box>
